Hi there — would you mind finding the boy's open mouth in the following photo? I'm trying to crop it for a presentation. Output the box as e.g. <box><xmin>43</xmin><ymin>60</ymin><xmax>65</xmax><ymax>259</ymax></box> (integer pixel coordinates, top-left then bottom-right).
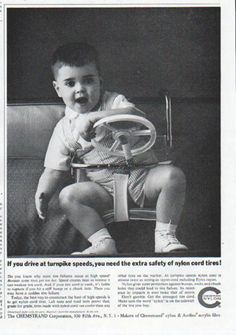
<box><xmin>75</xmin><ymin>97</ymin><xmax>88</xmax><ymax>104</ymax></box>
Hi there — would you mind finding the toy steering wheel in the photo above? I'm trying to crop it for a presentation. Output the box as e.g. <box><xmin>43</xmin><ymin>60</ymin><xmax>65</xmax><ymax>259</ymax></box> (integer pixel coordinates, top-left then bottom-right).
<box><xmin>91</xmin><ymin>114</ymin><xmax>156</xmax><ymax>158</ymax></box>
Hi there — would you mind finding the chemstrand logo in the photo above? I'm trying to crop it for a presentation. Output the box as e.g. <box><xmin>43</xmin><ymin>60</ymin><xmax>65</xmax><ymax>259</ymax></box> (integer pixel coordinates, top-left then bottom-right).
<box><xmin>198</xmin><ymin>287</ymin><xmax>221</xmax><ymax>308</ymax></box>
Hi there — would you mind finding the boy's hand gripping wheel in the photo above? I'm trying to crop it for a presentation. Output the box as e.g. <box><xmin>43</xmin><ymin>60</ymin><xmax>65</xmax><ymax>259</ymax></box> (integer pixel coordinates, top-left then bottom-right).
<box><xmin>91</xmin><ymin>115</ymin><xmax>156</xmax><ymax>222</ymax></box>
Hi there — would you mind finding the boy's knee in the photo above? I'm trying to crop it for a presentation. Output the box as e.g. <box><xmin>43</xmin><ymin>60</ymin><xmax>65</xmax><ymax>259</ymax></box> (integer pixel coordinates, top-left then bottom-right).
<box><xmin>164</xmin><ymin>166</ymin><xmax>186</xmax><ymax>188</ymax></box>
<box><xmin>59</xmin><ymin>182</ymin><xmax>99</xmax><ymax>209</ymax></box>
<box><xmin>59</xmin><ymin>184</ymin><xmax>86</xmax><ymax>208</ymax></box>
<box><xmin>59</xmin><ymin>185</ymin><xmax>77</xmax><ymax>209</ymax></box>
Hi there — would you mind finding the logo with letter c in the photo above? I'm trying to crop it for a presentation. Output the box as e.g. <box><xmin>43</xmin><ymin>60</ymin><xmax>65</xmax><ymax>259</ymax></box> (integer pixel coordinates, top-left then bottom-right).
<box><xmin>198</xmin><ymin>287</ymin><xmax>221</xmax><ymax>308</ymax></box>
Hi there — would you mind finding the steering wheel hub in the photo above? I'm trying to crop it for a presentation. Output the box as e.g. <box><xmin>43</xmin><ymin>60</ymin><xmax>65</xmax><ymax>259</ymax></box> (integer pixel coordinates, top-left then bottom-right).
<box><xmin>91</xmin><ymin>114</ymin><xmax>157</xmax><ymax>158</ymax></box>
<box><xmin>113</xmin><ymin>130</ymin><xmax>131</xmax><ymax>142</ymax></box>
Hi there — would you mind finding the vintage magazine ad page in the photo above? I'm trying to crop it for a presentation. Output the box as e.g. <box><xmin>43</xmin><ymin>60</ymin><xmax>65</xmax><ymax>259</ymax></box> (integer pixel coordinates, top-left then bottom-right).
<box><xmin>0</xmin><ymin>0</ymin><xmax>236</xmax><ymax>333</ymax></box>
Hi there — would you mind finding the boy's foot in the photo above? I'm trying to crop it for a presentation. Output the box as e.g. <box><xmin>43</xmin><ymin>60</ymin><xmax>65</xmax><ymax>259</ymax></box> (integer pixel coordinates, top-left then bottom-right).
<box><xmin>155</xmin><ymin>223</ymin><xmax>188</xmax><ymax>253</ymax></box>
<box><xmin>71</xmin><ymin>238</ymin><xmax>117</xmax><ymax>256</ymax></box>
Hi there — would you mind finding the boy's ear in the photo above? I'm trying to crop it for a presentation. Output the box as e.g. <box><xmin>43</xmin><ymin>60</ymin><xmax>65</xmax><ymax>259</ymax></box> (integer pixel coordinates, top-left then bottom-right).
<box><xmin>53</xmin><ymin>81</ymin><xmax>62</xmax><ymax>98</ymax></box>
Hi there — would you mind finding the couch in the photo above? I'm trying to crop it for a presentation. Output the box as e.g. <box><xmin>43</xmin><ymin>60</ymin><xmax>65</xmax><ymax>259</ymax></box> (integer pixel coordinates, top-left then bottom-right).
<box><xmin>7</xmin><ymin>98</ymin><xmax>220</xmax><ymax>256</ymax></box>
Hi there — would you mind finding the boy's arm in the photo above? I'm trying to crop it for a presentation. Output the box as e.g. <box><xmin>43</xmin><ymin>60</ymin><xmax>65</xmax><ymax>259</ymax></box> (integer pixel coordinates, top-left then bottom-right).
<box><xmin>35</xmin><ymin>167</ymin><xmax>67</xmax><ymax>220</ymax></box>
<box><xmin>78</xmin><ymin>106</ymin><xmax>146</xmax><ymax>141</ymax></box>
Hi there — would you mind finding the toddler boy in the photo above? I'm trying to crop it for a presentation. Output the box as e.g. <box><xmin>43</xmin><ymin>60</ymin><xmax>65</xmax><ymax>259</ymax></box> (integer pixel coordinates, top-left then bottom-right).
<box><xmin>35</xmin><ymin>42</ymin><xmax>188</xmax><ymax>255</ymax></box>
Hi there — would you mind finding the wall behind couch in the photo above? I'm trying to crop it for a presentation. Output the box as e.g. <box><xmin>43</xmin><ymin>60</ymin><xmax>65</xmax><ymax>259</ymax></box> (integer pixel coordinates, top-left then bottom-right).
<box><xmin>7</xmin><ymin>7</ymin><xmax>220</xmax><ymax>101</ymax></box>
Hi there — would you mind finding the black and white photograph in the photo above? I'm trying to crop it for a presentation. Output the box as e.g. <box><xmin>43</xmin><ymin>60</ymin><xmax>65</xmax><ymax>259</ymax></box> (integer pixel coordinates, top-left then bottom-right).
<box><xmin>1</xmin><ymin>0</ymin><xmax>236</xmax><ymax>333</ymax></box>
<box><xmin>7</xmin><ymin>7</ymin><xmax>221</xmax><ymax>257</ymax></box>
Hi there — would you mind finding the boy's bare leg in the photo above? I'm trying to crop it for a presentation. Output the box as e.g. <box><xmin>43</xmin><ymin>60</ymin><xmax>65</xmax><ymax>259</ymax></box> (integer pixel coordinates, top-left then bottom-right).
<box><xmin>144</xmin><ymin>164</ymin><xmax>188</xmax><ymax>252</ymax></box>
<box><xmin>59</xmin><ymin>181</ymin><xmax>117</xmax><ymax>255</ymax></box>
<box><xmin>144</xmin><ymin>165</ymin><xmax>186</xmax><ymax>225</ymax></box>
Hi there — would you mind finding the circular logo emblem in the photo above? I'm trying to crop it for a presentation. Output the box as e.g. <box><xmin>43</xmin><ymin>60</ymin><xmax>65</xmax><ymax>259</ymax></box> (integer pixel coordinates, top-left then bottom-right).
<box><xmin>198</xmin><ymin>287</ymin><xmax>221</xmax><ymax>308</ymax></box>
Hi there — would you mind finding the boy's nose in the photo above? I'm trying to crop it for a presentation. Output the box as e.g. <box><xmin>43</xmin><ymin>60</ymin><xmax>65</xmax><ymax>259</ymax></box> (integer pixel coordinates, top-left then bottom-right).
<box><xmin>75</xmin><ymin>82</ymin><xmax>86</xmax><ymax>93</ymax></box>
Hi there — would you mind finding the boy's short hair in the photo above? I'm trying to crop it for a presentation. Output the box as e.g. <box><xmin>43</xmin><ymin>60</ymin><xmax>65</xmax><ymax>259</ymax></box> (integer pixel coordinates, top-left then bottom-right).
<box><xmin>51</xmin><ymin>42</ymin><xmax>100</xmax><ymax>78</ymax></box>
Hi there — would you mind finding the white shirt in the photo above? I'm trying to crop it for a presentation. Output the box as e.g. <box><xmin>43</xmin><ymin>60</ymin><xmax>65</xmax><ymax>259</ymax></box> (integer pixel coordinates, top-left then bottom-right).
<box><xmin>44</xmin><ymin>91</ymin><xmax>136</xmax><ymax>171</ymax></box>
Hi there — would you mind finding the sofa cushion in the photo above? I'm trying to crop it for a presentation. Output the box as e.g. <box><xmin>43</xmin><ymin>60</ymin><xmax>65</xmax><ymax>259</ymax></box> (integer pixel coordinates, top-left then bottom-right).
<box><xmin>7</xmin><ymin>104</ymin><xmax>64</xmax><ymax>159</ymax></box>
<box><xmin>7</xmin><ymin>101</ymin><xmax>171</xmax><ymax>159</ymax></box>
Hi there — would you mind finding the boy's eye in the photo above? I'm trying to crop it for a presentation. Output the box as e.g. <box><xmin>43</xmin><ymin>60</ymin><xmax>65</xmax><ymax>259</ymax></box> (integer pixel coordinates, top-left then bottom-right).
<box><xmin>65</xmin><ymin>80</ymin><xmax>75</xmax><ymax>87</ymax></box>
<box><xmin>83</xmin><ymin>77</ymin><xmax>94</xmax><ymax>85</ymax></box>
